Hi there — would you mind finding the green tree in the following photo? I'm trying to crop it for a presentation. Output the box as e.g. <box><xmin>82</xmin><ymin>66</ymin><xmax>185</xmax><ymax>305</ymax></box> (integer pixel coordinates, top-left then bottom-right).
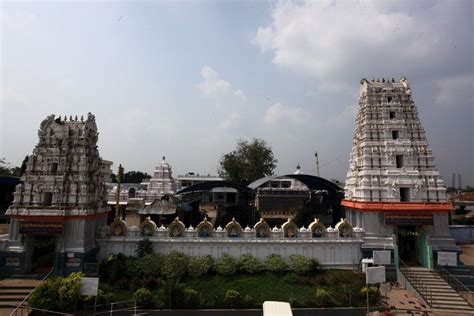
<box><xmin>218</xmin><ymin>138</ymin><xmax>277</xmax><ymax>185</ymax></box>
<box><xmin>122</xmin><ymin>171</ymin><xmax>151</xmax><ymax>183</ymax></box>
<box><xmin>135</xmin><ymin>239</ymin><xmax>154</xmax><ymax>258</ymax></box>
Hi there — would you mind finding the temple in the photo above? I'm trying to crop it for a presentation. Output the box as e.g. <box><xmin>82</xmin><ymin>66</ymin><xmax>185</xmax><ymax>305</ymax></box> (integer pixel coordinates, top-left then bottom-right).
<box><xmin>0</xmin><ymin>78</ymin><xmax>461</xmax><ymax>279</ymax></box>
<box><xmin>4</xmin><ymin>114</ymin><xmax>109</xmax><ymax>274</ymax></box>
<box><xmin>342</xmin><ymin>78</ymin><xmax>456</xmax><ymax>270</ymax></box>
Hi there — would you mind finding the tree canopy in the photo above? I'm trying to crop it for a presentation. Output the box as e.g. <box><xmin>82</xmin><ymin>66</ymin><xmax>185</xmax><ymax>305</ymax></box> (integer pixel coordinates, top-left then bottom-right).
<box><xmin>218</xmin><ymin>138</ymin><xmax>277</xmax><ymax>185</ymax></box>
<box><xmin>112</xmin><ymin>170</ymin><xmax>151</xmax><ymax>183</ymax></box>
<box><xmin>0</xmin><ymin>157</ymin><xmax>27</xmax><ymax>177</ymax></box>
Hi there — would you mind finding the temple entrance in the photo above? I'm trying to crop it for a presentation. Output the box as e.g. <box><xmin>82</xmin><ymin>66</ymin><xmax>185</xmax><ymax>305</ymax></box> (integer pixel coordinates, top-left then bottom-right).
<box><xmin>31</xmin><ymin>235</ymin><xmax>56</xmax><ymax>272</ymax></box>
<box><xmin>397</xmin><ymin>226</ymin><xmax>430</xmax><ymax>267</ymax></box>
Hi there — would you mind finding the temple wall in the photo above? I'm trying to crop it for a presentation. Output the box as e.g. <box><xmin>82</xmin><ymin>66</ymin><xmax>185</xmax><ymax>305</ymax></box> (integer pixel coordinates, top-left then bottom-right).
<box><xmin>96</xmin><ymin>237</ymin><xmax>364</xmax><ymax>268</ymax></box>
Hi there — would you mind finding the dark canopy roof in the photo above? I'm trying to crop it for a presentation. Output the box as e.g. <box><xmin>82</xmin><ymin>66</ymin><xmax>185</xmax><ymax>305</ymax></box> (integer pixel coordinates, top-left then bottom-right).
<box><xmin>175</xmin><ymin>180</ymin><xmax>253</xmax><ymax>195</ymax></box>
<box><xmin>248</xmin><ymin>174</ymin><xmax>343</xmax><ymax>192</ymax></box>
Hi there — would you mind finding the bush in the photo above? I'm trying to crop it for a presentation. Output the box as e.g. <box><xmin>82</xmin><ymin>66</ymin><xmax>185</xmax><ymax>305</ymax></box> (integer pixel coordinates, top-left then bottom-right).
<box><xmin>215</xmin><ymin>254</ymin><xmax>238</xmax><ymax>275</ymax></box>
<box><xmin>162</xmin><ymin>251</ymin><xmax>189</xmax><ymax>280</ymax></box>
<box><xmin>288</xmin><ymin>255</ymin><xmax>313</xmax><ymax>275</ymax></box>
<box><xmin>134</xmin><ymin>287</ymin><xmax>153</xmax><ymax>308</ymax></box>
<box><xmin>139</xmin><ymin>253</ymin><xmax>163</xmax><ymax>277</ymax></box>
<box><xmin>225</xmin><ymin>289</ymin><xmax>240</xmax><ymax>308</ymax></box>
<box><xmin>243</xmin><ymin>294</ymin><xmax>253</xmax><ymax>307</ymax></box>
<box><xmin>100</xmin><ymin>253</ymin><xmax>129</xmax><ymax>282</ymax></box>
<box><xmin>315</xmin><ymin>288</ymin><xmax>329</xmax><ymax>307</ymax></box>
<box><xmin>29</xmin><ymin>272</ymin><xmax>83</xmax><ymax>313</ymax></box>
<box><xmin>265</xmin><ymin>254</ymin><xmax>287</xmax><ymax>273</ymax></box>
<box><xmin>239</xmin><ymin>254</ymin><xmax>262</xmax><ymax>274</ymax></box>
<box><xmin>188</xmin><ymin>256</ymin><xmax>214</xmax><ymax>277</ymax></box>
<box><xmin>183</xmin><ymin>288</ymin><xmax>200</xmax><ymax>308</ymax></box>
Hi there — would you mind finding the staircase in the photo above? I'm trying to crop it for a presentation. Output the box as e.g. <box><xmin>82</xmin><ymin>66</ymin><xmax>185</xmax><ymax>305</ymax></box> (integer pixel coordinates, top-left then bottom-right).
<box><xmin>403</xmin><ymin>266</ymin><xmax>474</xmax><ymax>313</ymax></box>
<box><xmin>0</xmin><ymin>279</ymin><xmax>40</xmax><ymax>316</ymax></box>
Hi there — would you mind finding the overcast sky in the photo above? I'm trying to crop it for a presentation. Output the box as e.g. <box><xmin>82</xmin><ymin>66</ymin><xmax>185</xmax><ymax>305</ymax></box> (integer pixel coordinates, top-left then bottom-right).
<box><xmin>1</xmin><ymin>0</ymin><xmax>473</xmax><ymax>186</ymax></box>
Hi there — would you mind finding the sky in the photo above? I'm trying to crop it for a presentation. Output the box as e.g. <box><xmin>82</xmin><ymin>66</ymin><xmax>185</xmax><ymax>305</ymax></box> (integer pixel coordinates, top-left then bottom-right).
<box><xmin>1</xmin><ymin>0</ymin><xmax>473</xmax><ymax>186</ymax></box>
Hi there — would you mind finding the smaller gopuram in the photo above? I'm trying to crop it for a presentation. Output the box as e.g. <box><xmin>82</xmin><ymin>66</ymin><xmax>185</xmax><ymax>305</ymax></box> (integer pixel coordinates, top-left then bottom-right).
<box><xmin>1</xmin><ymin>114</ymin><xmax>109</xmax><ymax>275</ymax></box>
<box><xmin>342</xmin><ymin>78</ymin><xmax>456</xmax><ymax>272</ymax></box>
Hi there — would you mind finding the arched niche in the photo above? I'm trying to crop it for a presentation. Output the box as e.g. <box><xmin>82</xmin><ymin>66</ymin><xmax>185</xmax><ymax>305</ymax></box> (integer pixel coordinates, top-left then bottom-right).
<box><xmin>335</xmin><ymin>218</ymin><xmax>353</xmax><ymax>237</ymax></box>
<box><xmin>309</xmin><ymin>218</ymin><xmax>326</xmax><ymax>238</ymax></box>
<box><xmin>282</xmin><ymin>218</ymin><xmax>299</xmax><ymax>238</ymax></box>
<box><xmin>225</xmin><ymin>217</ymin><xmax>243</xmax><ymax>238</ymax></box>
<box><xmin>140</xmin><ymin>216</ymin><xmax>157</xmax><ymax>237</ymax></box>
<box><xmin>168</xmin><ymin>217</ymin><xmax>185</xmax><ymax>237</ymax></box>
<box><xmin>253</xmin><ymin>218</ymin><xmax>271</xmax><ymax>238</ymax></box>
<box><xmin>197</xmin><ymin>217</ymin><xmax>214</xmax><ymax>238</ymax></box>
<box><xmin>110</xmin><ymin>217</ymin><xmax>128</xmax><ymax>237</ymax></box>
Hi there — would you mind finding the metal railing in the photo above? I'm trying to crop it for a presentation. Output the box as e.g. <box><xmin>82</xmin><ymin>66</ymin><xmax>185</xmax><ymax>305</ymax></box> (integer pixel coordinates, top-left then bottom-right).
<box><xmin>10</xmin><ymin>267</ymin><xmax>54</xmax><ymax>316</ymax></box>
<box><xmin>398</xmin><ymin>259</ymin><xmax>433</xmax><ymax>306</ymax></box>
<box><xmin>435</xmin><ymin>264</ymin><xmax>474</xmax><ymax>307</ymax></box>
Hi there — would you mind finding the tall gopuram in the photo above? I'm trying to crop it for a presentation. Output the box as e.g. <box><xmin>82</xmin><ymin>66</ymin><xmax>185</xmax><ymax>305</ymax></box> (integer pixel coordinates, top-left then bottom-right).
<box><xmin>342</xmin><ymin>78</ymin><xmax>456</xmax><ymax>270</ymax></box>
<box><xmin>2</xmin><ymin>113</ymin><xmax>110</xmax><ymax>275</ymax></box>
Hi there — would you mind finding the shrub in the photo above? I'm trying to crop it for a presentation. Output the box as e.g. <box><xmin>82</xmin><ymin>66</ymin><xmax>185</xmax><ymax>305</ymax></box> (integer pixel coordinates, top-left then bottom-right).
<box><xmin>154</xmin><ymin>289</ymin><xmax>166</xmax><ymax>309</ymax></box>
<box><xmin>289</xmin><ymin>255</ymin><xmax>313</xmax><ymax>275</ymax></box>
<box><xmin>265</xmin><ymin>254</ymin><xmax>287</xmax><ymax>273</ymax></box>
<box><xmin>162</xmin><ymin>251</ymin><xmax>189</xmax><ymax>280</ymax></box>
<box><xmin>139</xmin><ymin>253</ymin><xmax>163</xmax><ymax>277</ymax></box>
<box><xmin>29</xmin><ymin>272</ymin><xmax>83</xmax><ymax>313</ymax></box>
<box><xmin>360</xmin><ymin>286</ymin><xmax>379</xmax><ymax>303</ymax></box>
<box><xmin>134</xmin><ymin>287</ymin><xmax>153</xmax><ymax>308</ymax></box>
<box><xmin>188</xmin><ymin>256</ymin><xmax>214</xmax><ymax>277</ymax></box>
<box><xmin>183</xmin><ymin>288</ymin><xmax>200</xmax><ymax>308</ymax></box>
<box><xmin>29</xmin><ymin>278</ymin><xmax>61</xmax><ymax>312</ymax></box>
<box><xmin>215</xmin><ymin>254</ymin><xmax>238</xmax><ymax>275</ymax></box>
<box><xmin>315</xmin><ymin>288</ymin><xmax>329</xmax><ymax>307</ymax></box>
<box><xmin>239</xmin><ymin>254</ymin><xmax>262</xmax><ymax>274</ymax></box>
<box><xmin>225</xmin><ymin>289</ymin><xmax>240</xmax><ymax>308</ymax></box>
<box><xmin>100</xmin><ymin>253</ymin><xmax>129</xmax><ymax>282</ymax></box>
<box><xmin>243</xmin><ymin>294</ymin><xmax>253</xmax><ymax>307</ymax></box>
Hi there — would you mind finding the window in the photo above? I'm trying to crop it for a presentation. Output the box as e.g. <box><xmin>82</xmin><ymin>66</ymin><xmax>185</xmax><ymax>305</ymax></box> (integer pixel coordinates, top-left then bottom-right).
<box><xmin>281</xmin><ymin>181</ymin><xmax>291</xmax><ymax>188</ymax></box>
<box><xmin>392</xmin><ymin>130</ymin><xmax>399</xmax><ymax>140</ymax></box>
<box><xmin>396</xmin><ymin>155</ymin><xmax>404</xmax><ymax>168</ymax></box>
<box><xmin>400</xmin><ymin>188</ymin><xmax>410</xmax><ymax>202</ymax></box>
<box><xmin>387</xmin><ymin>96</ymin><xmax>392</xmax><ymax>103</ymax></box>
<box><xmin>50</xmin><ymin>163</ymin><xmax>58</xmax><ymax>173</ymax></box>
<box><xmin>389</xmin><ymin>112</ymin><xmax>395</xmax><ymax>119</ymax></box>
<box><xmin>43</xmin><ymin>192</ymin><xmax>53</xmax><ymax>206</ymax></box>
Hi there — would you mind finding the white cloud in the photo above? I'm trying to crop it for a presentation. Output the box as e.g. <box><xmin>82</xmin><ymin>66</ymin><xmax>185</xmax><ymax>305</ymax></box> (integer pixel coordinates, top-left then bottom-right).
<box><xmin>197</xmin><ymin>65</ymin><xmax>247</xmax><ymax>103</ymax></box>
<box><xmin>252</xmin><ymin>1</ymin><xmax>448</xmax><ymax>81</ymax></box>
<box><xmin>264</xmin><ymin>102</ymin><xmax>309</xmax><ymax>125</ymax></box>
<box><xmin>435</xmin><ymin>73</ymin><xmax>474</xmax><ymax>107</ymax></box>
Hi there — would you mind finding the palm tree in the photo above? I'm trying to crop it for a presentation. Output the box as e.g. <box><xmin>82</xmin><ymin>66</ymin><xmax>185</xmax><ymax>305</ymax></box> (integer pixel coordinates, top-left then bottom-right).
<box><xmin>135</xmin><ymin>238</ymin><xmax>154</xmax><ymax>257</ymax></box>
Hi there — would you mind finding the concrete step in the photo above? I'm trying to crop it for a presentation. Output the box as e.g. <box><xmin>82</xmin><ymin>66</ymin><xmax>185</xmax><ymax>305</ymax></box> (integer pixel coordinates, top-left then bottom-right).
<box><xmin>0</xmin><ymin>295</ymin><xmax>25</xmax><ymax>302</ymax></box>
<box><xmin>0</xmin><ymin>302</ymin><xmax>22</xmax><ymax>309</ymax></box>
<box><xmin>0</xmin><ymin>289</ymin><xmax>31</xmax><ymax>295</ymax></box>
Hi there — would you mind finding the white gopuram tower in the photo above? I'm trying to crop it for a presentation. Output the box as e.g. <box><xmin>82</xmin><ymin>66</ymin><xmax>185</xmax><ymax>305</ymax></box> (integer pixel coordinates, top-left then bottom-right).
<box><xmin>342</xmin><ymin>78</ymin><xmax>456</xmax><ymax>270</ymax></box>
<box><xmin>146</xmin><ymin>156</ymin><xmax>177</xmax><ymax>198</ymax></box>
<box><xmin>3</xmin><ymin>114</ymin><xmax>109</xmax><ymax>275</ymax></box>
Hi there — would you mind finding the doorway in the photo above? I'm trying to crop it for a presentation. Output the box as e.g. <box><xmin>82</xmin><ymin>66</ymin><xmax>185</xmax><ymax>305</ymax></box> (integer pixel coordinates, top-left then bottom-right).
<box><xmin>397</xmin><ymin>226</ymin><xmax>420</xmax><ymax>266</ymax></box>
<box><xmin>31</xmin><ymin>235</ymin><xmax>56</xmax><ymax>273</ymax></box>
